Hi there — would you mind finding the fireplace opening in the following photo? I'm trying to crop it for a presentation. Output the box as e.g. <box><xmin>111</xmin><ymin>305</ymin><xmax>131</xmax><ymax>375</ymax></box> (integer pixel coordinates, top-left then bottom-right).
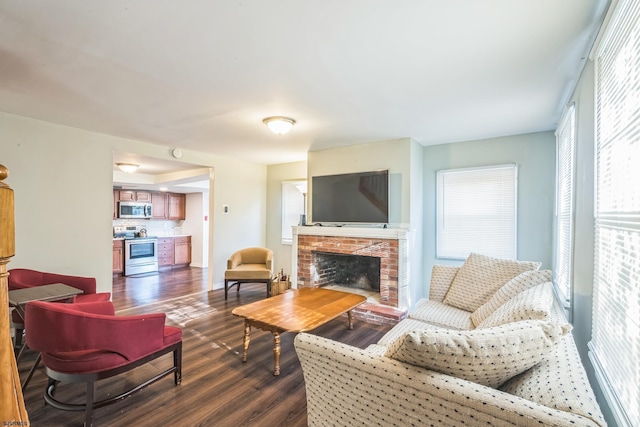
<box><xmin>312</xmin><ymin>251</ymin><xmax>381</xmax><ymax>300</ymax></box>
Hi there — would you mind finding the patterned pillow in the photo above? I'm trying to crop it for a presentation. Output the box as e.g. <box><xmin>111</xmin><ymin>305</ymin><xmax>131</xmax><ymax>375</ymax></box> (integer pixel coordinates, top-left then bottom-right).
<box><xmin>475</xmin><ymin>282</ymin><xmax>554</xmax><ymax>329</ymax></box>
<box><xmin>442</xmin><ymin>253</ymin><xmax>541</xmax><ymax>312</ymax></box>
<box><xmin>384</xmin><ymin>320</ymin><xmax>572</xmax><ymax>388</ymax></box>
<box><xmin>470</xmin><ymin>269</ymin><xmax>552</xmax><ymax>327</ymax></box>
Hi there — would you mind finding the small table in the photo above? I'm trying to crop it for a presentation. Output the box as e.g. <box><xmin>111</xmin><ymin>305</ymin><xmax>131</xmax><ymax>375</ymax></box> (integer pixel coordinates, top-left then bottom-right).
<box><xmin>232</xmin><ymin>288</ymin><xmax>367</xmax><ymax>375</ymax></box>
<box><xmin>9</xmin><ymin>283</ymin><xmax>83</xmax><ymax>390</ymax></box>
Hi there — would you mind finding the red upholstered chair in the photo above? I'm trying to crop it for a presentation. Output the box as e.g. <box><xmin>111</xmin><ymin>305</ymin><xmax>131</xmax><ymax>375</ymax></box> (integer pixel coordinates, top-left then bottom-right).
<box><xmin>25</xmin><ymin>300</ymin><xmax>182</xmax><ymax>427</ymax></box>
<box><xmin>8</xmin><ymin>268</ymin><xmax>111</xmax><ymax>349</ymax></box>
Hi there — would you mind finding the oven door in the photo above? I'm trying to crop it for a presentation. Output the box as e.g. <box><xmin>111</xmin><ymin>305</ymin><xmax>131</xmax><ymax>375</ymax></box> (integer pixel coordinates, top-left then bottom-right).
<box><xmin>124</xmin><ymin>239</ymin><xmax>158</xmax><ymax>276</ymax></box>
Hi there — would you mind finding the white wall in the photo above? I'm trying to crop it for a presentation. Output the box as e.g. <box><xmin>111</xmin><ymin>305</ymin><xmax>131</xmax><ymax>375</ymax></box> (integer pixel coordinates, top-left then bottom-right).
<box><xmin>0</xmin><ymin>111</ymin><xmax>266</xmax><ymax>294</ymax></box>
<box><xmin>422</xmin><ymin>132</ymin><xmax>556</xmax><ymax>295</ymax></box>
<box><xmin>307</xmin><ymin>139</ymin><xmax>412</xmax><ymax>227</ymax></box>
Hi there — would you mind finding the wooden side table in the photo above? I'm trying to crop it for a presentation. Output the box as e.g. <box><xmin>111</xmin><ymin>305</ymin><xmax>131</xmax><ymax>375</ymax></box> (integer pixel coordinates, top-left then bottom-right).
<box><xmin>8</xmin><ymin>283</ymin><xmax>83</xmax><ymax>390</ymax></box>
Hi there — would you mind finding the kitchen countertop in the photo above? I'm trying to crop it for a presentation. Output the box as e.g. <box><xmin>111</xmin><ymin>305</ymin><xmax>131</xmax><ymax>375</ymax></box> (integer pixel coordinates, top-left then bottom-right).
<box><xmin>113</xmin><ymin>234</ymin><xmax>190</xmax><ymax>240</ymax></box>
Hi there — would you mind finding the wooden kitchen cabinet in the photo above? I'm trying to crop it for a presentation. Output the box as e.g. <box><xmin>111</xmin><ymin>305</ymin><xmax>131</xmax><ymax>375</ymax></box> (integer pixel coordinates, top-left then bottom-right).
<box><xmin>118</xmin><ymin>190</ymin><xmax>151</xmax><ymax>202</ymax></box>
<box><xmin>152</xmin><ymin>192</ymin><xmax>168</xmax><ymax>219</ymax></box>
<box><xmin>113</xmin><ymin>239</ymin><xmax>124</xmax><ymax>274</ymax></box>
<box><xmin>168</xmin><ymin>193</ymin><xmax>186</xmax><ymax>220</ymax></box>
<box><xmin>174</xmin><ymin>236</ymin><xmax>191</xmax><ymax>266</ymax></box>
<box><xmin>158</xmin><ymin>237</ymin><xmax>174</xmax><ymax>267</ymax></box>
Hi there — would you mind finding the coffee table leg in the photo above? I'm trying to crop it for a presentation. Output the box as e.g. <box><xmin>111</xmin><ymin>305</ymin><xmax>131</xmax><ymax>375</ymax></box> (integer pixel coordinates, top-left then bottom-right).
<box><xmin>242</xmin><ymin>321</ymin><xmax>251</xmax><ymax>362</ymax></box>
<box><xmin>348</xmin><ymin>310</ymin><xmax>354</xmax><ymax>330</ymax></box>
<box><xmin>273</xmin><ymin>332</ymin><xmax>281</xmax><ymax>376</ymax></box>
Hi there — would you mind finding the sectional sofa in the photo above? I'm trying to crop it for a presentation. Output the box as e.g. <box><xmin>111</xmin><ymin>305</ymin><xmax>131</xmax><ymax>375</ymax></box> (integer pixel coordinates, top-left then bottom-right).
<box><xmin>295</xmin><ymin>253</ymin><xmax>606</xmax><ymax>427</ymax></box>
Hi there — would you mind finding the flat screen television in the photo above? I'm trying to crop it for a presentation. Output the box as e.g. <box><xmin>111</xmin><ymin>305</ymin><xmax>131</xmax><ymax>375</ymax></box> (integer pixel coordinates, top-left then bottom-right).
<box><xmin>311</xmin><ymin>170</ymin><xmax>389</xmax><ymax>224</ymax></box>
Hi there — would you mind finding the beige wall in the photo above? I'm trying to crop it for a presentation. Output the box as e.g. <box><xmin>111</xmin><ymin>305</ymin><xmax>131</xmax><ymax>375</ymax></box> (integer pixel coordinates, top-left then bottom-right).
<box><xmin>0</xmin><ymin>111</ymin><xmax>266</xmax><ymax>293</ymax></box>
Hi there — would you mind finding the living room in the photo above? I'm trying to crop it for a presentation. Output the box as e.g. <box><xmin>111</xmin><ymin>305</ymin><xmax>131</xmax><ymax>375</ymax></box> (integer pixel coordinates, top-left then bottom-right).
<box><xmin>1</xmin><ymin>1</ymin><xmax>636</xmax><ymax>426</ymax></box>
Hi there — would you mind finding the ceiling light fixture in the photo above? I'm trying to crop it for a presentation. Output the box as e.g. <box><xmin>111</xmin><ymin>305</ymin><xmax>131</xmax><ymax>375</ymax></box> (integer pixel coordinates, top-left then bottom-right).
<box><xmin>116</xmin><ymin>163</ymin><xmax>140</xmax><ymax>173</ymax></box>
<box><xmin>263</xmin><ymin>116</ymin><xmax>296</xmax><ymax>135</ymax></box>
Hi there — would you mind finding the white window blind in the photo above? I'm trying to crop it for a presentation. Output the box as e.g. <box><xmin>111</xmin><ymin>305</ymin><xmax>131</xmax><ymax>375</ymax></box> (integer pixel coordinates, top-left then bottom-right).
<box><xmin>589</xmin><ymin>1</ymin><xmax>640</xmax><ymax>426</ymax></box>
<box><xmin>281</xmin><ymin>181</ymin><xmax>305</xmax><ymax>245</ymax></box>
<box><xmin>436</xmin><ymin>164</ymin><xmax>517</xmax><ymax>260</ymax></box>
<box><xmin>554</xmin><ymin>104</ymin><xmax>576</xmax><ymax>309</ymax></box>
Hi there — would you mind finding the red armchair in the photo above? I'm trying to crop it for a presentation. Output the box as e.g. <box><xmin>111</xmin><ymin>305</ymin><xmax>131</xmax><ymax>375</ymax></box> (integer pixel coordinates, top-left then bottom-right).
<box><xmin>8</xmin><ymin>268</ymin><xmax>111</xmax><ymax>349</ymax></box>
<box><xmin>25</xmin><ymin>300</ymin><xmax>182</xmax><ymax>427</ymax></box>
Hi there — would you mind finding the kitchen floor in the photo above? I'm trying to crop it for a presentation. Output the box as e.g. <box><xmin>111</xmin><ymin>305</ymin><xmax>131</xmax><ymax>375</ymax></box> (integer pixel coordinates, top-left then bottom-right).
<box><xmin>111</xmin><ymin>266</ymin><xmax>209</xmax><ymax>311</ymax></box>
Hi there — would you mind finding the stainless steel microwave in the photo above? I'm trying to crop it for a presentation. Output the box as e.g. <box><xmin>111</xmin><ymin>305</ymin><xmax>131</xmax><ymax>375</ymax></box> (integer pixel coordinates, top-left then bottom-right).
<box><xmin>118</xmin><ymin>201</ymin><xmax>152</xmax><ymax>219</ymax></box>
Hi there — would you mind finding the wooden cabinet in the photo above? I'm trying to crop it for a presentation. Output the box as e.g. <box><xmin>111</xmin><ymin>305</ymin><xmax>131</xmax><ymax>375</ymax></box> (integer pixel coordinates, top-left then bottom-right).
<box><xmin>168</xmin><ymin>193</ymin><xmax>186</xmax><ymax>220</ymax></box>
<box><xmin>113</xmin><ymin>190</ymin><xmax>118</xmax><ymax>219</ymax></box>
<box><xmin>174</xmin><ymin>236</ymin><xmax>191</xmax><ymax>266</ymax></box>
<box><xmin>113</xmin><ymin>189</ymin><xmax>185</xmax><ymax>220</ymax></box>
<box><xmin>152</xmin><ymin>192</ymin><xmax>167</xmax><ymax>219</ymax></box>
<box><xmin>157</xmin><ymin>236</ymin><xmax>191</xmax><ymax>269</ymax></box>
<box><xmin>118</xmin><ymin>190</ymin><xmax>151</xmax><ymax>202</ymax></box>
<box><xmin>113</xmin><ymin>240</ymin><xmax>124</xmax><ymax>274</ymax></box>
<box><xmin>158</xmin><ymin>237</ymin><xmax>175</xmax><ymax>267</ymax></box>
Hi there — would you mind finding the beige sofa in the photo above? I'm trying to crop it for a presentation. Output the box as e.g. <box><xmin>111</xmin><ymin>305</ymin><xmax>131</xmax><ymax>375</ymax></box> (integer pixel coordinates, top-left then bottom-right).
<box><xmin>295</xmin><ymin>254</ymin><xmax>606</xmax><ymax>427</ymax></box>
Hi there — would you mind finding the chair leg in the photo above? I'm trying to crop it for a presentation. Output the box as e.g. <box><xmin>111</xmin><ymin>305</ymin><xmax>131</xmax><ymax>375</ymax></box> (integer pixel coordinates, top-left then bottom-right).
<box><xmin>237</xmin><ymin>282</ymin><xmax>241</xmax><ymax>293</ymax></box>
<box><xmin>14</xmin><ymin>328</ymin><xmax>24</xmax><ymax>355</ymax></box>
<box><xmin>85</xmin><ymin>380</ymin><xmax>96</xmax><ymax>427</ymax></box>
<box><xmin>266</xmin><ymin>280</ymin><xmax>271</xmax><ymax>298</ymax></box>
<box><xmin>174</xmin><ymin>344</ymin><xmax>182</xmax><ymax>385</ymax></box>
<box><xmin>224</xmin><ymin>279</ymin><xmax>229</xmax><ymax>300</ymax></box>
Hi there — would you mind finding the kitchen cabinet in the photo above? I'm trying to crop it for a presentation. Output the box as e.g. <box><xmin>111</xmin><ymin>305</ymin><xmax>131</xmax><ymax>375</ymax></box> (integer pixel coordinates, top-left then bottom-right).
<box><xmin>113</xmin><ymin>239</ymin><xmax>124</xmax><ymax>274</ymax></box>
<box><xmin>168</xmin><ymin>193</ymin><xmax>186</xmax><ymax>220</ymax></box>
<box><xmin>158</xmin><ymin>237</ymin><xmax>174</xmax><ymax>267</ymax></box>
<box><xmin>157</xmin><ymin>236</ymin><xmax>191</xmax><ymax>269</ymax></box>
<box><xmin>174</xmin><ymin>236</ymin><xmax>191</xmax><ymax>266</ymax></box>
<box><xmin>152</xmin><ymin>192</ymin><xmax>167</xmax><ymax>219</ymax></box>
<box><xmin>118</xmin><ymin>190</ymin><xmax>151</xmax><ymax>202</ymax></box>
<box><xmin>113</xmin><ymin>190</ymin><xmax>118</xmax><ymax>219</ymax></box>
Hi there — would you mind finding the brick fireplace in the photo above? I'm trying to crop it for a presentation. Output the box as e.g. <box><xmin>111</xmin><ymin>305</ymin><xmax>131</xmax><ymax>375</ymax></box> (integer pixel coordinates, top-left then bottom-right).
<box><xmin>292</xmin><ymin>227</ymin><xmax>409</xmax><ymax>325</ymax></box>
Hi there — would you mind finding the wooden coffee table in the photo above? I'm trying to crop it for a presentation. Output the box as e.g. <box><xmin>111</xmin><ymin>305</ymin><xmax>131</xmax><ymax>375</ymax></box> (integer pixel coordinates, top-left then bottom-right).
<box><xmin>232</xmin><ymin>287</ymin><xmax>367</xmax><ymax>375</ymax></box>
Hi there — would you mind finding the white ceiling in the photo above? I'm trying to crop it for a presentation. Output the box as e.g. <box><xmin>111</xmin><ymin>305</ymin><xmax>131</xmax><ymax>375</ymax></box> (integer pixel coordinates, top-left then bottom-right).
<box><xmin>0</xmin><ymin>0</ymin><xmax>608</xmax><ymax>168</ymax></box>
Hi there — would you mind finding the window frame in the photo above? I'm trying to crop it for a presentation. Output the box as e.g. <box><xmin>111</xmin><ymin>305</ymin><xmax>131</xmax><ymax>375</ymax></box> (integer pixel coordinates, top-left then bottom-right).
<box><xmin>281</xmin><ymin>180</ymin><xmax>306</xmax><ymax>245</ymax></box>
<box><xmin>436</xmin><ymin>164</ymin><xmax>518</xmax><ymax>260</ymax></box>
<box><xmin>553</xmin><ymin>104</ymin><xmax>576</xmax><ymax>312</ymax></box>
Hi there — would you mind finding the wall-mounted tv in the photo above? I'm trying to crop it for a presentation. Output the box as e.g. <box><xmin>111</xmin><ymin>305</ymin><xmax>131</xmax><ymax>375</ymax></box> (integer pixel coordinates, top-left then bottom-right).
<box><xmin>311</xmin><ymin>170</ymin><xmax>389</xmax><ymax>224</ymax></box>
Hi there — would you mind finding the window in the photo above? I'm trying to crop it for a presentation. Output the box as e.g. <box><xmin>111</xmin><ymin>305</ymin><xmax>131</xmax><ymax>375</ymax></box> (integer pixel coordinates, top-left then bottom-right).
<box><xmin>589</xmin><ymin>1</ymin><xmax>640</xmax><ymax>426</ymax></box>
<box><xmin>554</xmin><ymin>104</ymin><xmax>576</xmax><ymax>309</ymax></box>
<box><xmin>281</xmin><ymin>180</ymin><xmax>306</xmax><ymax>245</ymax></box>
<box><xmin>436</xmin><ymin>164</ymin><xmax>517</xmax><ymax>260</ymax></box>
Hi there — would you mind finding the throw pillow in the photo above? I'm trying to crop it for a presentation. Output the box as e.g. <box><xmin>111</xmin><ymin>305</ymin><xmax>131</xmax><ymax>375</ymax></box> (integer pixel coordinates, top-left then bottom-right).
<box><xmin>442</xmin><ymin>253</ymin><xmax>541</xmax><ymax>312</ymax></box>
<box><xmin>470</xmin><ymin>269</ymin><xmax>552</xmax><ymax>327</ymax></box>
<box><xmin>384</xmin><ymin>320</ymin><xmax>572</xmax><ymax>388</ymax></box>
<box><xmin>475</xmin><ymin>282</ymin><xmax>554</xmax><ymax>329</ymax></box>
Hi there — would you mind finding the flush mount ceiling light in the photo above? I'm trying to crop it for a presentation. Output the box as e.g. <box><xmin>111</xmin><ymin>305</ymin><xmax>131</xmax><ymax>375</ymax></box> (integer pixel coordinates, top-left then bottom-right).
<box><xmin>116</xmin><ymin>163</ymin><xmax>140</xmax><ymax>173</ymax></box>
<box><xmin>263</xmin><ymin>116</ymin><xmax>296</xmax><ymax>135</ymax></box>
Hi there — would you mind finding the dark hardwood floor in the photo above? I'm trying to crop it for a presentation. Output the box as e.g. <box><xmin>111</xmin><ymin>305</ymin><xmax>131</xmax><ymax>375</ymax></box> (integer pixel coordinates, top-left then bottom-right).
<box><xmin>20</xmin><ymin>267</ymin><xmax>391</xmax><ymax>426</ymax></box>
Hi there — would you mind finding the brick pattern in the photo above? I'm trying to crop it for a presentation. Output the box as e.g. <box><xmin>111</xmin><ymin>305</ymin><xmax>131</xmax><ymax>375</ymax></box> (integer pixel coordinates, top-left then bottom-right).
<box><xmin>297</xmin><ymin>235</ymin><xmax>404</xmax><ymax>324</ymax></box>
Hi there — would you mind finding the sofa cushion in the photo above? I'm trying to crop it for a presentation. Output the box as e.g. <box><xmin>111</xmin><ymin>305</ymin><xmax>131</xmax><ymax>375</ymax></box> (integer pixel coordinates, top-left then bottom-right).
<box><xmin>476</xmin><ymin>282</ymin><xmax>554</xmax><ymax>329</ymax></box>
<box><xmin>500</xmin><ymin>325</ymin><xmax>606</xmax><ymax>426</ymax></box>
<box><xmin>384</xmin><ymin>319</ymin><xmax>572</xmax><ymax>388</ymax></box>
<box><xmin>442</xmin><ymin>253</ymin><xmax>541</xmax><ymax>312</ymax></box>
<box><xmin>471</xmin><ymin>269</ymin><xmax>552</xmax><ymax>327</ymax></box>
<box><xmin>377</xmin><ymin>318</ymin><xmax>440</xmax><ymax>347</ymax></box>
<box><xmin>408</xmin><ymin>300</ymin><xmax>473</xmax><ymax>330</ymax></box>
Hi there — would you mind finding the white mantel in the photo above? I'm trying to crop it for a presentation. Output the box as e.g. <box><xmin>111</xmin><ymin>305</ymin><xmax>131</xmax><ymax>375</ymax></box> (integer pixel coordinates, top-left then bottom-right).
<box><xmin>293</xmin><ymin>226</ymin><xmax>409</xmax><ymax>240</ymax></box>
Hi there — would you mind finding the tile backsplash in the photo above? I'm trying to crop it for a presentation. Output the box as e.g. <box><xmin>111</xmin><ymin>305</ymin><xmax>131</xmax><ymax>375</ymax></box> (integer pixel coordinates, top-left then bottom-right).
<box><xmin>113</xmin><ymin>219</ymin><xmax>184</xmax><ymax>236</ymax></box>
